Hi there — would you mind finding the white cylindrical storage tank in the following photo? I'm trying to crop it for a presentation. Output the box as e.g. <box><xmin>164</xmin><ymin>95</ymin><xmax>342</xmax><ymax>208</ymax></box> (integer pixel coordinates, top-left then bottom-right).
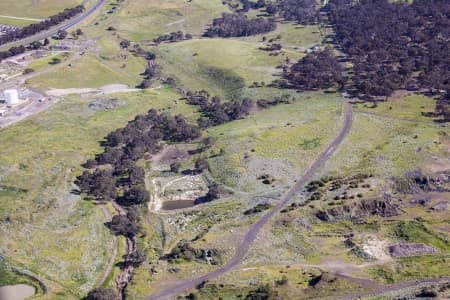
<box><xmin>4</xmin><ymin>89</ymin><xmax>19</xmax><ymax>105</ymax></box>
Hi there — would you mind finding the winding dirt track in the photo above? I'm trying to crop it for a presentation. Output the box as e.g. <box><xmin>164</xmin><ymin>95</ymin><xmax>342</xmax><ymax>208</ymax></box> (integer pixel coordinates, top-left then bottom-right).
<box><xmin>145</xmin><ymin>102</ymin><xmax>354</xmax><ymax>300</ymax></box>
<box><xmin>97</xmin><ymin>205</ymin><xmax>118</xmax><ymax>288</ymax></box>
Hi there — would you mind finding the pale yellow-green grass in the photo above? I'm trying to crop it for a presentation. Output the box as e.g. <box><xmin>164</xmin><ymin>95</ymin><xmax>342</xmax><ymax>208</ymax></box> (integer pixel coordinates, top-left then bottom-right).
<box><xmin>368</xmin><ymin>254</ymin><xmax>450</xmax><ymax>284</ymax></box>
<box><xmin>104</xmin><ymin>0</ymin><xmax>229</xmax><ymax>41</ymax></box>
<box><xmin>27</xmin><ymin>53</ymin><xmax>139</xmax><ymax>90</ymax></box>
<box><xmin>157</xmin><ymin>38</ymin><xmax>302</xmax><ymax>97</ymax></box>
<box><xmin>353</xmin><ymin>93</ymin><xmax>439</xmax><ymax>122</ymax></box>
<box><xmin>318</xmin><ymin>113</ymin><xmax>447</xmax><ymax>179</ymax></box>
<box><xmin>27</xmin><ymin>52</ymin><xmax>72</xmax><ymax>72</ymax></box>
<box><xmin>207</xmin><ymin>92</ymin><xmax>342</xmax><ymax>192</ymax></box>
<box><xmin>0</xmin><ymin>88</ymin><xmax>197</xmax><ymax>298</ymax></box>
<box><xmin>236</xmin><ymin>23</ymin><xmax>323</xmax><ymax>51</ymax></box>
<box><xmin>0</xmin><ymin>16</ymin><xmax>37</xmax><ymax>27</ymax></box>
<box><xmin>0</xmin><ymin>0</ymin><xmax>83</xmax><ymax>19</ymax></box>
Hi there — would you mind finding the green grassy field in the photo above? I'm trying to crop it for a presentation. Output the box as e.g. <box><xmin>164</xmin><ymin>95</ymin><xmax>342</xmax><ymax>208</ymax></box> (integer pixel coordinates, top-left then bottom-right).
<box><xmin>157</xmin><ymin>38</ymin><xmax>302</xmax><ymax>98</ymax></box>
<box><xmin>236</xmin><ymin>22</ymin><xmax>323</xmax><ymax>51</ymax></box>
<box><xmin>207</xmin><ymin>92</ymin><xmax>342</xmax><ymax>192</ymax></box>
<box><xmin>27</xmin><ymin>52</ymin><xmax>72</xmax><ymax>72</ymax></box>
<box><xmin>27</xmin><ymin>53</ymin><xmax>141</xmax><ymax>90</ymax></box>
<box><xmin>1</xmin><ymin>0</ymin><xmax>448</xmax><ymax>298</ymax></box>
<box><xmin>0</xmin><ymin>0</ymin><xmax>83</xmax><ymax>20</ymax></box>
<box><xmin>0</xmin><ymin>16</ymin><xmax>37</xmax><ymax>27</ymax></box>
<box><xmin>317</xmin><ymin>113</ymin><xmax>445</xmax><ymax>179</ymax></box>
<box><xmin>0</xmin><ymin>88</ymin><xmax>198</xmax><ymax>297</ymax></box>
<box><xmin>105</xmin><ymin>0</ymin><xmax>229</xmax><ymax>41</ymax></box>
<box><xmin>353</xmin><ymin>93</ymin><xmax>440</xmax><ymax>123</ymax></box>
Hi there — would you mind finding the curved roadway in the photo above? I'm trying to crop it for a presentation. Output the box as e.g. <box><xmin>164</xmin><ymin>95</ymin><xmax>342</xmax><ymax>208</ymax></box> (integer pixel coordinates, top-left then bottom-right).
<box><xmin>145</xmin><ymin>102</ymin><xmax>354</xmax><ymax>300</ymax></box>
<box><xmin>0</xmin><ymin>0</ymin><xmax>106</xmax><ymax>50</ymax></box>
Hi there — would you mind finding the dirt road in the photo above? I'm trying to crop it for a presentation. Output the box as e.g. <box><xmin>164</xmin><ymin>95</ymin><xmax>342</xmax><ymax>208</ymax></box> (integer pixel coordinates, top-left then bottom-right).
<box><xmin>96</xmin><ymin>204</ymin><xmax>118</xmax><ymax>288</ymax></box>
<box><xmin>145</xmin><ymin>102</ymin><xmax>354</xmax><ymax>300</ymax></box>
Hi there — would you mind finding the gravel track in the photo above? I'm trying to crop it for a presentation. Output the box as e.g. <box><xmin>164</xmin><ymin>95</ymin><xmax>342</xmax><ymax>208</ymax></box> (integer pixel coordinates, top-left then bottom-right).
<box><xmin>145</xmin><ymin>102</ymin><xmax>354</xmax><ymax>300</ymax></box>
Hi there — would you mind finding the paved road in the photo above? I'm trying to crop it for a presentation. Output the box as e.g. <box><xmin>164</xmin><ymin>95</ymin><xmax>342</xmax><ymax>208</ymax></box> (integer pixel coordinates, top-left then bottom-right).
<box><xmin>0</xmin><ymin>0</ymin><xmax>106</xmax><ymax>50</ymax></box>
<box><xmin>145</xmin><ymin>102</ymin><xmax>354</xmax><ymax>300</ymax></box>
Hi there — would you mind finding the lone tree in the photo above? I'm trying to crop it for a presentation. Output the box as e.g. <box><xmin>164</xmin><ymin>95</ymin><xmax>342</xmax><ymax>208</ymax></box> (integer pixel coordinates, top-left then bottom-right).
<box><xmin>205</xmin><ymin>183</ymin><xmax>221</xmax><ymax>201</ymax></box>
<box><xmin>109</xmin><ymin>214</ymin><xmax>140</xmax><ymax>238</ymax></box>
<box><xmin>121</xmin><ymin>185</ymin><xmax>150</xmax><ymax>206</ymax></box>
<box><xmin>170</xmin><ymin>162</ymin><xmax>181</xmax><ymax>173</ymax></box>
<box><xmin>83</xmin><ymin>287</ymin><xmax>120</xmax><ymax>300</ymax></box>
<box><xmin>195</xmin><ymin>157</ymin><xmax>209</xmax><ymax>172</ymax></box>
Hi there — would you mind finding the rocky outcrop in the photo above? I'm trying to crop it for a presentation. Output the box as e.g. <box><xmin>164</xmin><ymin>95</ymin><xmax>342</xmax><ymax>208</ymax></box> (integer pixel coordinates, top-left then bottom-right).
<box><xmin>431</xmin><ymin>201</ymin><xmax>449</xmax><ymax>211</ymax></box>
<box><xmin>316</xmin><ymin>198</ymin><xmax>400</xmax><ymax>222</ymax></box>
<box><xmin>394</xmin><ymin>170</ymin><xmax>450</xmax><ymax>194</ymax></box>
<box><xmin>388</xmin><ymin>243</ymin><xmax>439</xmax><ymax>257</ymax></box>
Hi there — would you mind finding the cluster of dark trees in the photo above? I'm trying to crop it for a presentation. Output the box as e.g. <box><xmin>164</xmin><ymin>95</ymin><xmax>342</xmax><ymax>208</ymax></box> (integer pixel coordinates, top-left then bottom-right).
<box><xmin>244</xmin><ymin>203</ymin><xmax>271</xmax><ymax>215</ymax></box>
<box><xmin>76</xmin><ymin>110</ymin><xmax>200</xmax><ymax>208</ymax></box>
<box><xmin>238</xmin><ymin>0</ymin><xmax>267</xmax><ymax>12</ymax></box>
<box><xmin>0</xmin><ymin>5</ymin><xmax>84</xmax><ymax>45</ymax></box>
<box><xmin>245</xmin><ymin>284</ymin><xmax>279</xmax><ymax>300</ymax></box>
<box><xmin>110</xmin><ymin>208</ymin><xmax>142</xmax><ymax>238</ymax></box>
<box><xmin>236</xmin><ymin>0</ymin><xmax>320</xmax><ymax>26</ymax></box>
<box><xmin>282</xmin><ymin>49</ymin><xmax>344</xmax><ymax>91</ymax></box>
<box><xmin>266</xmin><ymin>0</ymin><xmax>320</xmax><ymax>25</ymax></box>
<box><xmin>0</xmin><ymin>39</ymin><xmax>49</xmax><ymax>61</ymax></box>
<box><xmin>204</xmin><ymin>13</ymin><xmax>276</xmax><ymax>37</ymax></box>
<box><xmin>76</xmin><ymin>110</ymin><xmax>201</xmax><ymax>278</ymax></box>
<box><xmin>184</xmin><ymin>90</ymin><xmax>253</xmax><ymax>127</ymax></box>
<box><xmin>162</xmin><ymin>240</ymin><xmax>220</xmax><ymax>265</ymax></box>
<box><xmin>135</xmin><ymin>49</ymin><xmax>160</xmax><ymax>88</ymax></box>
<box><xmin>234</xmin><ymin>0</ymin><xmax>320</xmax><ymax>26</ymax></box>
<box><xmin>327</xmin><ymin>0</ymin><xmax>449</xmax><ymax>107</ymax></box>
<box><xmin>83</xmin><ymin>287</ymin><xmax>120</xmax><ymax>300</ymax></box>
<box><xmin>153</xmin><ymin>31</ymin><xmax>192</xmax><ymax>44</ymax></box>
<box><xmin>256</xmin><ymin>94</ymin><xmax>292</xmax><ymax>108</ymax></box>
<box><xmin>259</xmin><ymin>43</ymin><xmax>282</xmax><ymax>51</ymax></box>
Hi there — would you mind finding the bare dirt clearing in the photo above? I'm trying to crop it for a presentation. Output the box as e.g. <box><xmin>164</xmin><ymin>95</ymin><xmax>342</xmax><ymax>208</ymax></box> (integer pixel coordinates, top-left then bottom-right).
<box><xmin>45</xmin><ymin>84</ymin><xmax>142</xmax><ymax>97</ymax></box>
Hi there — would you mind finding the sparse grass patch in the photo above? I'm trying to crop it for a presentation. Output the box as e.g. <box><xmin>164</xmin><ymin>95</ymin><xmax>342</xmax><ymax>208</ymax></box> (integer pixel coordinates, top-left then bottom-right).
<box><xmin>207</xmin><ymin>92</ymin><xmax>341</xmax><ymax>191</ymax></box>
<box><xmin>393</xmin><ymin>220</ymin><xmax>450</xmax><ymax>251</ymax></box>
<box><xmin>27</xmin><ymin>53</ymin><xmax>138</xmax><ymax>90</ymax></box>
<box><xmin>368</xmin><ymin>255</ymin><xmax>450</xmax><ymax>284</ymax></box>
<box><xmin>318</xmin><ymin>114</ymin><xmax>444</xmax><ymax>179</ymax></box>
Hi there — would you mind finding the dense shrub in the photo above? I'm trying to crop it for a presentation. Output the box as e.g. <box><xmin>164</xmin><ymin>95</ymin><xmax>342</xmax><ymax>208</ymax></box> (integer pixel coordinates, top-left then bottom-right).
<box><xmin>204</xmin><ymin>13</ymin><xmax>276</xmax><ymax>37</ymax></box>
<box><xmin>83</xmin><ymin>287</ymin><xmax>120</xmax><ymax>300</ymax></box>
<box><xmin>328</xmin><ymin>0</ymin><xmax>449</xmax><ymax>106</ymax></box>
<box><xmin>282</xmin><ymin>49</ymin><xmax>344</xmax><ymax>91</ymax></box>
<box><xmin>185</xmin><ymin>90</ymin><xmax>253</xmax><ymax>127</ymax></box>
